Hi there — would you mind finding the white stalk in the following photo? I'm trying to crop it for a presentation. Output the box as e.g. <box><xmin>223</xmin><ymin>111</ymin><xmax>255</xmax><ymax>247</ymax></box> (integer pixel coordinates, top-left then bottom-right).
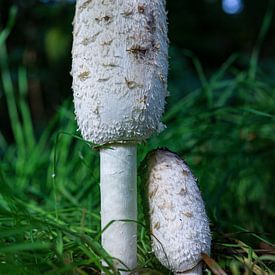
<box><xmin>176</xmin><ymin>263</ymin><xmax>202</xmax><ymax>275</ymax></box>
<box><xmin>100</xmin><ymin>144</ymin><xmax>137</xmax><ymax>274</ymax></box>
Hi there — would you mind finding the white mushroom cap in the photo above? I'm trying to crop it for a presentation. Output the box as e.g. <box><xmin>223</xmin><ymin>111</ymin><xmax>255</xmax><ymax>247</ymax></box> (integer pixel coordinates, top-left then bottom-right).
<box><xmin>72</xmin><ymin>0</ymin><xmax>168</xmax><ymax>145</ymax></box>
<box><xmin>145</xmin><ymin>149</ymin><xmax>211</xmax><ymax>273</ymax></box>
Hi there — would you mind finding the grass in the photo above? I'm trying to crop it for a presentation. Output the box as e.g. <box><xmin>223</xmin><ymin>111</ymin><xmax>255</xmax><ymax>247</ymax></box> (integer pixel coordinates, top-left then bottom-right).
<box><xmin>0</xmin><ymin>6</ymin><xmax>275</xmax><ymax>275</ymax></box>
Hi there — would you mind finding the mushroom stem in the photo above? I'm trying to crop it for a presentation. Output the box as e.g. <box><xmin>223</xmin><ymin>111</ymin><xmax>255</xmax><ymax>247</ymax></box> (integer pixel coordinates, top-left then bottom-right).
<box><xmin>100</xmin><ymin>144</ymin><xmax>137</xmax><ymax>274</ymax></box>
<box><xmin>176</xmin><ymin>263</ymin><xmax>202</xmax><ymax>275</ymax></box>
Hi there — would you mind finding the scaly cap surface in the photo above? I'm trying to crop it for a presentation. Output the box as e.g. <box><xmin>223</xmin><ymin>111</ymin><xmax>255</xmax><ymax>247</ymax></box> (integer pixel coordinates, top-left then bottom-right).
<box><xmin>72</xmin><ymin>0</ymin><xmax>168</xmax><ymax>145</ymax></box>
<box><xmin>146</xmin><ymin>149</ymin><xmax>211</xmax><ymax>273</ymax></box>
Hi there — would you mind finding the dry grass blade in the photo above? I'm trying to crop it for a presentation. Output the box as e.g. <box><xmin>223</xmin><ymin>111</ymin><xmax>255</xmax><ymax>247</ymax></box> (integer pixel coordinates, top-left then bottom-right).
<box><xmin>233</xmin><ymin>239</ymin><xmax>270</xmax><ymax>275</ymax></box>
<box><xmin>235</xmin><ymin>256</ymin><xmax>269</xmax><ymax>275</ymax></box>
<box><xmin>201</xmin><ymin>253</ymin><xmax>227</xmax><ymax>275</ymax></box>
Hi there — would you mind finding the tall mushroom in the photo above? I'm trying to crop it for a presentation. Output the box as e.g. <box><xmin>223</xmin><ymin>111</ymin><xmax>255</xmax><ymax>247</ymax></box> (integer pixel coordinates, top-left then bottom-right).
<box><xmin>71</xmin><ymin>0</ymin><xmax>168</xmax><ymax>273</ymax></box>
<box><xmin>144</xmin><ymin>149</ymin><xmax>211</xmax><ymax>274</ymax></box>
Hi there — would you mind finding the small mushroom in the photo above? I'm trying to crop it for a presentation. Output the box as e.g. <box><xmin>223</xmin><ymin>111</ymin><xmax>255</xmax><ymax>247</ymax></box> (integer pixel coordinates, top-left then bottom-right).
<box><xmin>145</xmin><ymin>149</ymin><xmax>211</xmax><ymax>274</ymax></box>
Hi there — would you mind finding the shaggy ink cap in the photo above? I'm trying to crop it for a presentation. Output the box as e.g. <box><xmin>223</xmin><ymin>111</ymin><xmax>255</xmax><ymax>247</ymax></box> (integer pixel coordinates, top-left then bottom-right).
<box><xmin>146</xmin><ymin>149</ymin><xmax>211</xmax><ymax>273</ymax></box>
<box><xmin>72</xmin><ymin>0</ymin><xmax>168</xmax><ymax>145</ymax></box>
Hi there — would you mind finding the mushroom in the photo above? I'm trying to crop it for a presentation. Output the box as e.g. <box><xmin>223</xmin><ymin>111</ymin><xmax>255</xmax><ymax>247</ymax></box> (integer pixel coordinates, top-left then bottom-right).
<box><xmin>71</xmin><ymin>0</ymin><xmax>168</xmax><ymax>273</ymax></box>
<box><xmin>144</xmin><ymin>149</ymin><xmax>211</xmax><ymax>274</ymax></box>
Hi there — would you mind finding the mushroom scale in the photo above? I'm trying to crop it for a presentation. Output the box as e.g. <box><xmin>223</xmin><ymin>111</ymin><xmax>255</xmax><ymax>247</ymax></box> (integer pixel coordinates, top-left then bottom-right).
<box><xmin>72</xmin><ymin>0</ymin><xmax>168</xmax><ymax>145</ymax></box>
<box><xmin>145</xmin><ymin>149</ymin><xmax>211</xmax><ymax>273</ymax></box>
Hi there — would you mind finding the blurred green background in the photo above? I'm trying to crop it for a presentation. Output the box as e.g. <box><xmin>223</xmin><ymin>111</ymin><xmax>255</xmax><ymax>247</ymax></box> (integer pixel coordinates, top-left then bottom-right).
<box><xmin>0</xmin><ymin>0</ymin><xmax>274</xmax><ymax>274</ymax></box>
<box><xmin>1</xmin><ymin>0</ymin><xmax>275</xmax><ymax>134</ymax></box>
